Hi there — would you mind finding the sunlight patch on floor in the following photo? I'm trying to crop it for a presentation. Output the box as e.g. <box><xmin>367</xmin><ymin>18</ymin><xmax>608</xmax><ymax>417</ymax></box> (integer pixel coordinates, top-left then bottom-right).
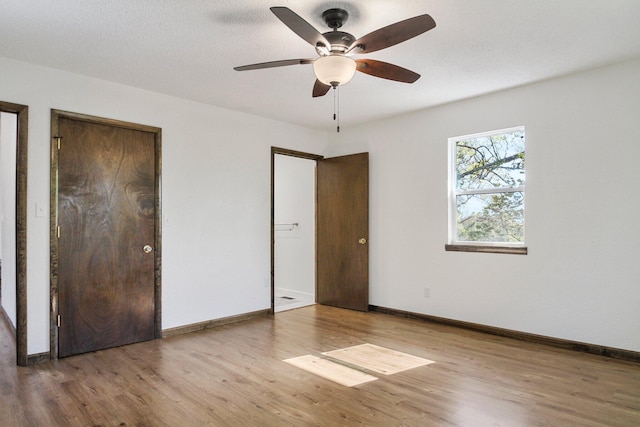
<box><xmin>322</xmin><ymin>343</ymin><xmax>435</xmax><ymax>375</ymax></box>
<box><xmin>283</xmin><ymin>355</ymin><xmax>378</xmax><ymax>387</ymax></box>
<box><xmin>284</xmin><ymin>343</ymin><xmax>434</xmax><ymax>387</ymax></box>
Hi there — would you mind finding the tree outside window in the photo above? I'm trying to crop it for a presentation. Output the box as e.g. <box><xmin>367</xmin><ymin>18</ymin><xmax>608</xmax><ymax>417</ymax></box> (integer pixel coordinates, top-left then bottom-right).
<box><xmin>449</xmin><ymin>127</ymin><xmax>525</xmax><ymax>245</ymax></box>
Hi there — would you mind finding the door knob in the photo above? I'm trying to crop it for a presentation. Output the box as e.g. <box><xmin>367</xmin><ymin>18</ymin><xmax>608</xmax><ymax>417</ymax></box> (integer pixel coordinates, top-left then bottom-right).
<box><xmin>358</xmin><ymin>238</ymin><xmax>367</xmax><ymax>245</ymax></box>
<box><xmin>143</xmin><ymin>245</ymin><xmax>153</xmax><ymax>253</ymax></box>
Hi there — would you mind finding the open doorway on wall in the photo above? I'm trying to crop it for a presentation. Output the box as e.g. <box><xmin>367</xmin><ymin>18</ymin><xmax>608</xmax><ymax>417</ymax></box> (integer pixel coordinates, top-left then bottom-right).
<box><xmin>0</xmin><ymin>112</ymin><xmax>18</xmax><ymax>328</ymax></box>
<box><xmin>0</xmin><ymin>100</ymin><xmax>28</xmax><ymax>367</ymax></box>
<box><xmin>271</xmin><ymin>147</ymin><xmax>370</xmax><ymax>314</ymax></box>
<box><xmin>273</xmin><ymin>152</ymin><xmax>317</xmax><ymax>312</ymax></box>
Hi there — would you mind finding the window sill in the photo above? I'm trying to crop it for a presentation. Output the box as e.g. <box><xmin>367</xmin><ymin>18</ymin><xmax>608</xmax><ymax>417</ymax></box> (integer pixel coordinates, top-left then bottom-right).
<box><xmin>445</xmin><ymin>244</ymin><xmax>527</xmax><ymax>255</ymax></box>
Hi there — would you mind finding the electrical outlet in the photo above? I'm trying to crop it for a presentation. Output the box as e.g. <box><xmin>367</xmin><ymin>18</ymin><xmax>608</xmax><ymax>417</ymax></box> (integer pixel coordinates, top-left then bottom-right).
<box><xmin>423</xmin><ymin>287</ymin><xmax>431</xmax><ymax>298</ymax></box>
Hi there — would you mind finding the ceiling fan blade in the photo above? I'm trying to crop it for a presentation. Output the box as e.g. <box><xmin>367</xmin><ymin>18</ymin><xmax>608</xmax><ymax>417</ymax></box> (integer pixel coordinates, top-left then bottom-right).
<box><xmin>270</xmin><ymin>7</ymin><xmax>330</xmax><ymax>49</ymax></box>
<box><xmin>234</xmin><ymin>59</ymin><xmax>314</xmax><ymax>71</ymax></box>
<box><xmin>356</xmin><ymin>59</ymin><xmax>421</xmax><ymax>83</ymax></box>
<box><xmin>350</xmin><ymin>14</ymin><xmax>436</xmax><ymax>54</ymax></box>
<box><xmin>312</xmin><ymin>80</ymin><xmax>332</xmax><ymax>97</ymax></box>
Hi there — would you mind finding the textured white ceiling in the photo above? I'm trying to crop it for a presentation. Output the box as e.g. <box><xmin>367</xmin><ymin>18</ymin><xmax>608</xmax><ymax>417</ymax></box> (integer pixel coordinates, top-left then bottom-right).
<box><xmin>2</xmin><ymin>0</ymin><xmax>640</xmax><ymax>131</ymax></box>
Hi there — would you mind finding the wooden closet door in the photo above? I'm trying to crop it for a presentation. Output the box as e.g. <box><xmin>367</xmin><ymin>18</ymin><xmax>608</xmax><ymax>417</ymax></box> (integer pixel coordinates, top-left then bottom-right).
<box><xmin>57</xmin><ymin>117</ymin><xmax>157</xmax><ymax>357</ymax></box>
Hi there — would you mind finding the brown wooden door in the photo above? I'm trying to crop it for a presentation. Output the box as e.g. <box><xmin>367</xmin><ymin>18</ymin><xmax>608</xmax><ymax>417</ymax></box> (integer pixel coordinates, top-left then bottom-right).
<box><xmin>57</xmin><ymin>117</ymin><xmax>157</xmax><ymax>357</ymax></box>
<box><xmin>316</xmin><ymin>152</ymin><xmax>369</xmax><ymax>311</ymax></box>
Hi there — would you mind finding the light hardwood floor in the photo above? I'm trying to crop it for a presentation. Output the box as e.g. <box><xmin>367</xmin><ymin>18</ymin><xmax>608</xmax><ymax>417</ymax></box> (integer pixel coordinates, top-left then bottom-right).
<box><xmin>1</xmin><ymin>305</ymin><xmax>639</xmax><ymax>426</ymax></box>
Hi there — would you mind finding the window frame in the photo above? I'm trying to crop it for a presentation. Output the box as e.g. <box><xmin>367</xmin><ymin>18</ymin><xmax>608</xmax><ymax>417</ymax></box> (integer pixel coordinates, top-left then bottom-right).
<box><xmin>447</xmin><ymin>126</ymin><xmax>527</xmax><ymax>254</ymax></box>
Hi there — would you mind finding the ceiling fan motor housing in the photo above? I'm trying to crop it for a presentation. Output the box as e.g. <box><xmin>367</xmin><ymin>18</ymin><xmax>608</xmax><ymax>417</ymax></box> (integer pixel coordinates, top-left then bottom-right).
<box><xmin>319</xmin><ymin>31</ymin><xmax>356</xmax><ymax>54</ymax></box>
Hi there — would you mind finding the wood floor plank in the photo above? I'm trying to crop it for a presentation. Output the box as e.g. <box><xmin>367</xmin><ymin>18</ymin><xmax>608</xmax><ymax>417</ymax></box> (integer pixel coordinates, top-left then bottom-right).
<box><xmin>1</xmin><ymin>304</ymin><xmax>639</xmax><ymax>426</ymax></box>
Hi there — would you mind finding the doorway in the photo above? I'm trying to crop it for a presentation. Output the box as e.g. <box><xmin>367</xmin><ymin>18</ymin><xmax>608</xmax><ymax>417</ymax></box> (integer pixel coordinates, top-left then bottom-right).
<box><xmin>0</xmin><ymin>101</ymin><xmax>28</xmax><ymax>366</ymax></box>
<box><xmin>0</xmin><ymin>112</ymin><xmax>17</xmax><ymax>327</ymax></box>
<box><xmin>273</xmin><ymin>153</ymin><xmax>317</xmax><ymax>312</ymax></box>
<box><xmin>50</xmin><ymin>110</ymin><xmax>162</xmax><ymax>358</ymax></box>
<box><xmin>271</xmin><ymin>147</ymin><xmax>369</xmax><ymax>313</ymax></box>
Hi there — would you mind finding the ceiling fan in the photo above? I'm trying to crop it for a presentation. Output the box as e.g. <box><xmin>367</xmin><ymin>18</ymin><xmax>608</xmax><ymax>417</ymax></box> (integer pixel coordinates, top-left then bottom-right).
<box><xmin>234</xmin><ymin>6</ymin><xmax>436</xmax><ymax>97</ymax></box>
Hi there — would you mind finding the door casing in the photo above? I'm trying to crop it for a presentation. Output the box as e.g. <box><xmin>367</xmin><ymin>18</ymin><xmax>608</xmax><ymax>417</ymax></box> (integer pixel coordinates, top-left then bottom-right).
<box><xmin>50</xmin><ymin>110</ymin><xmax>162</xmax><ymax>359</ymax></box>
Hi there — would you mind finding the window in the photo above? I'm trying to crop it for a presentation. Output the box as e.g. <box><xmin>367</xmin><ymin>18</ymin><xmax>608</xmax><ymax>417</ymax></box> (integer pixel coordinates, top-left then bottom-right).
<box><xmin>447</xmin><ymin>126</ymin><xmax>526</xmax><ymax>253</ymax></box>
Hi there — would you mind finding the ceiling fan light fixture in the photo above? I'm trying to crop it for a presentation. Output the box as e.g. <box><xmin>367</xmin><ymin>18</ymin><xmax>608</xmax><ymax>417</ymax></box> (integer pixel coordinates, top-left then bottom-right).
<box><xmin>313</xmin><ymin>55</ymin><xmax>356</xmax><ymax>87</ymax></box>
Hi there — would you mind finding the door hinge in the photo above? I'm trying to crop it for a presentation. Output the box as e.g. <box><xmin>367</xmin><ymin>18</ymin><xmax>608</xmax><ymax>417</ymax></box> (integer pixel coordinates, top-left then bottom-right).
<box><xmin>57</xmin><ymin>315</ymin><xmax>61</xmax><ymax>328</ymax></box>
<box><xmin>54</xmin><ymin>136</ymin><xmax>63</xmax><ymax>150</ymax></box>
<box><xmin>57</xmin><ymin>226</ymin><xmax>61</xmax><ymax>239</ymax></box>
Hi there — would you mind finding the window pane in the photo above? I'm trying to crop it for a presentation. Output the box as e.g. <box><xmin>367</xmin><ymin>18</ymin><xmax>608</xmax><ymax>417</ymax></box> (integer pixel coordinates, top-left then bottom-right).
<box><xmin>456</xmin><ymin>192</ymin><xmax>524</xmax><ymax>243</ymax></box>
<box><xmin>456</xmin><ymin>130</ymin><xmax>525</xmax><ymax>191</ymax></box>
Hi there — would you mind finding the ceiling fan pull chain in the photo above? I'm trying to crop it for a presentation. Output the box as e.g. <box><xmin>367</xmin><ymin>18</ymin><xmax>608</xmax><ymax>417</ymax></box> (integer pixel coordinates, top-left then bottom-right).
<box><xmin>337</xmin><ymin>86</ymin><xmax>340</xmax><ymax>133</ymax></box>
<box><xmin>333</xmin><ymin>86</ymin><xmax>337</xmax><ymax>120</ymax></box>
<box><xmin>332</xmin><ymin>86</ymin><xmax>340</xmax><ymax>132</ymax></box>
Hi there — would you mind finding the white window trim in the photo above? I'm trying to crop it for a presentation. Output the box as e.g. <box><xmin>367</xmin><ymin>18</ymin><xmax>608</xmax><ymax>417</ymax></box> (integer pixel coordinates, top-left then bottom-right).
<box><xmin>447</xmin><ymin>126</ymin><xmax>526</xmax><ymax>250</ymax></box>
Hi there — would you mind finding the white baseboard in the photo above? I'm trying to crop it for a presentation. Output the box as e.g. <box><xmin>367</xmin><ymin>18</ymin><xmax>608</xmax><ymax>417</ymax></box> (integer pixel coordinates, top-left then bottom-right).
<box><xmin>275</xmin><ymin>287</ymin><xmax>315</xmax><ymax>312</ymax></box>
<box><xmin>275</xmin><ymin>287</ymin><xmax>314</xmax><ymax>300</ymax></box>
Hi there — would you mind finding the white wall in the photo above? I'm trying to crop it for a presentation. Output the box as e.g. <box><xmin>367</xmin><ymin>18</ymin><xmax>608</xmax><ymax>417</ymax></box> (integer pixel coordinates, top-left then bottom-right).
<box><xmin>0</xmin><ymin>56</ymin><xmax>328</xmax><ymax>355</ymax></box>
<box><xmin>2</xmin><ymin>53</ymin><xmax>639</xmax><ymax>356</ymax></box>
<box><xmin>326</xmin><ymin>58</ymin><xmax>640</xmax><ymax>352</ymax></box>
<box><xmin>0</xmin><ymin>112</ymin><xmax>17</xmax><ymax>326</ymax></box>
<box><xmin>274</xmin><ymin>154</ymin><xmax>315</xmax><ymax>297</ymax></box>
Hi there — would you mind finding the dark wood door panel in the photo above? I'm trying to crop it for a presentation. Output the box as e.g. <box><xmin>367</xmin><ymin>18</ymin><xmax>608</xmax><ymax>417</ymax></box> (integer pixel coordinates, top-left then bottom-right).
<box><xmin>317</xmin><ymin>153</ymin><xmax>369</xmax><ymax>311</ymax></box>
<box><xmin>57</xmin><ymin>117</ymin><xmax>156</xmax><ymax>357</ymax></box>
